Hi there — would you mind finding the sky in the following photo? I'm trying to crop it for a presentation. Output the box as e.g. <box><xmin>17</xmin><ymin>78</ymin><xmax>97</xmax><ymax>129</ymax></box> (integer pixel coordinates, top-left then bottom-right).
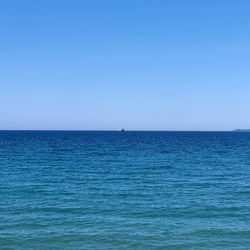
<box><xmin>1</xmin><ymin>0</ymin><xmax>250</xmax><ymax>130</ymax></box>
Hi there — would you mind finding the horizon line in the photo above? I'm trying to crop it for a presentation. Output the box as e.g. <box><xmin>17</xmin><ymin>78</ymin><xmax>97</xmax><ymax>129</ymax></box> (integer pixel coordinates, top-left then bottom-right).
<box><xmin>0</xmin><ymin>129</ymin><xmax>239</xmax><ymax>132</ymax></box>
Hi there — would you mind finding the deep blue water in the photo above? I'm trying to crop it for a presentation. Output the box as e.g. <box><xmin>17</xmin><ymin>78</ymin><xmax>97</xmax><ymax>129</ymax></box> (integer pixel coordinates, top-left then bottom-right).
<box><xmin>1</xmin><ymin>131</ymin><xmax>250</xmax><ymax>249</ymax></box>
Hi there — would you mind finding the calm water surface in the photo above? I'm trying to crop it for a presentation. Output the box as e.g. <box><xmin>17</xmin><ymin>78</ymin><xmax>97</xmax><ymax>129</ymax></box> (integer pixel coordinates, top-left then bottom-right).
<box><xmin>0</xmin><ymin>131</ymin><xmax>250</xmax><ymax>249</ymax></box>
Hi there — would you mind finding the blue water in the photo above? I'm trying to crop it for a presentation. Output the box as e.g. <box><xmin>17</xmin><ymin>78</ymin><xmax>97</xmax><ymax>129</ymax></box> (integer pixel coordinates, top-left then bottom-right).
<box><xmin>1</xmin><ymin>131</ymin><xmax>250</xmax><ymax>249</ymax></box>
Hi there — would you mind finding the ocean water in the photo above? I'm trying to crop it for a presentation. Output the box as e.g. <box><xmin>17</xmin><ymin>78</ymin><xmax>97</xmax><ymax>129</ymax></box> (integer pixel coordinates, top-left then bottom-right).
<box><xmin>1</xmin><ymin>131</ymin><xmax>250</xmax><ymax>249</ymax></box>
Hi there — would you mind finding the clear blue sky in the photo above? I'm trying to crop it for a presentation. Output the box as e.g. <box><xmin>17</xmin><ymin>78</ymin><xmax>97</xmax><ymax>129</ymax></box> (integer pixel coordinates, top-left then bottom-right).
<box><xmin>1</xmin><ymin>0</ymin><xmax>250</xmax><ymax>130</ymax></box>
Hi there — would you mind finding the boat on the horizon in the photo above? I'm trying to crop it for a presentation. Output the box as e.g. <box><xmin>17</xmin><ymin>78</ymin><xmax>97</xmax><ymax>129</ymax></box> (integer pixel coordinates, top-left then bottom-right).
<box><xmin>116</xmin><ymin>128</ymin><xmax>125</xmax><ymax>132</ymax></box>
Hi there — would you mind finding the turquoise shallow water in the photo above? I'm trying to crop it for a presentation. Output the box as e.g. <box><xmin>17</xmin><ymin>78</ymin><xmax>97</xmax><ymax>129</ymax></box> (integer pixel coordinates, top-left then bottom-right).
<box><xmin>0</xmin><ymin>131</ymin><xmax>250</xmax><ymax>249</ymax></box>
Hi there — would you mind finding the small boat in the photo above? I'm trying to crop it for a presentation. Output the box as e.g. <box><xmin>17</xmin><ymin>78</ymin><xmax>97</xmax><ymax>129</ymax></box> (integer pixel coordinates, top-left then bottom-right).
<box><xmin>116</xmin><ymin>128</ymin><xmax>125</xmax><ymax>132</ymax></box>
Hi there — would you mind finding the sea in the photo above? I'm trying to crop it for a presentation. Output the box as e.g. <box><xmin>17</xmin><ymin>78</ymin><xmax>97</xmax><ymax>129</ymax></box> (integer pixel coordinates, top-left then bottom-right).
<box><xmin>0</xmin><ymin>131</ymin><xmax>250</xmax><ymax>249</ymax></box>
